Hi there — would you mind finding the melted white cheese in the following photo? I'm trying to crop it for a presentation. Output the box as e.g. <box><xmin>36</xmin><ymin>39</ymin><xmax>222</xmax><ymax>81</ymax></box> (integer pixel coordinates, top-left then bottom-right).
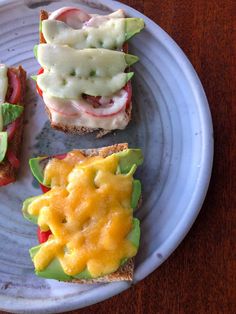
<box><xmin>42</xmin><ymin>13</ymin><xmax>125</xmax><ymax>49</ymax></box>
<box><xmin>37</xmin><ymin>44</ymin><xmax>127</xmax><ymax>76</ymax></box>
<box><xmin>37</xmin><ymin>45</ymin><xmax>129</xmax><ymax>98</ymax></box>
<box><xmin>0</xmin><ymin>64</ymin><xmax>8</xmax><ymax>131</ymax></box>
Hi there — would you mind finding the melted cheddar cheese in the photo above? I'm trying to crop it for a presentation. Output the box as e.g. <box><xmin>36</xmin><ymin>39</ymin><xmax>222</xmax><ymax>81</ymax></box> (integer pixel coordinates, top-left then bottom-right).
<box><xmin>28</xmin><ymin>151</ymin><xmax>137</xmax><ymax>278</ymax></box>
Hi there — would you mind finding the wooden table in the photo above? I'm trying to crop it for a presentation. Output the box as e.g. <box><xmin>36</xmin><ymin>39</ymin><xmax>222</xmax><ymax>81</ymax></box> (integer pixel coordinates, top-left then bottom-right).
<box><xmin>69</xmin><ymin>1</ymin><xmax>235</xmax><ymax>313</ymax></box>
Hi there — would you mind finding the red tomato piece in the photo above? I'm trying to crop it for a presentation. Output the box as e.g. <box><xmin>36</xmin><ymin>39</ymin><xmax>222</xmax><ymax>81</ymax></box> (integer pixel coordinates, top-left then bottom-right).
<box><xmin>124</xmin><ymin>82</ymin><xmax>132</xmax><ymax>109</ymax></box>
<box><xmin>39</xmin><ymin>183</ymin><xmax>51</xmax><ymax>193</ymax></box>
<box><xmin>36</xmin><ymin>68</ymin><xmax>44</xmax><ymax>97</ymax></box>
<box><xmin>0</xmin><ymin>177</ymin><xmax>15</xmax><ymax>186</ymax></box>
<box><xmin>50</xmin><ymin>7</ymin><xmax>90</xmax><ymax>28</ymax></box>
<box><xmin>7</xmin><ymin>118</ymin><xmax>20</xmax><ymax>141</ymax></box>
<box><xmin>37</xmin><ymin>227</ymin><xmax>52</xmax><ymax>243</ymax></box>
<box><xmin>122</xmin><ymin>42</ymin><xmax>129</xmax><ymax>53</ymax></box>
<box><xmin>6</xmin><ymin>150</ymin><xmax>20</xmax><ymax>169</ymax></box>
<box><xmin>7</xmin><ymin>69</ymin><xmax>21</xmax><ymax>104</ymax></box>
<box><xmin>54</xmin><ymin>153</ymin><xmax>67</xmax><ymax>160</ymax></box>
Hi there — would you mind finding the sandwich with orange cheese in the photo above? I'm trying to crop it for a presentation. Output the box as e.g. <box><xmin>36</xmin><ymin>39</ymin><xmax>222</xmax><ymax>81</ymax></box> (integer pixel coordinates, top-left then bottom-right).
<box><xmin>22</xmin><ymin>144</ymin><xmax>143</xmax><ymax>282</ymax></box>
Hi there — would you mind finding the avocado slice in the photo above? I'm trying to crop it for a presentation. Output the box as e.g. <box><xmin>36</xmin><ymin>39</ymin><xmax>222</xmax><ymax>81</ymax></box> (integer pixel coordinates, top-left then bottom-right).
<box><xmin>0</xmin><ymin>106</ymin><xmax>3</xmax><ymax>132</ymax></box>
<box><xmin>39</xmin><ymin>21</ymin><xmax>42</xmax><ymax>33</ymax></box>
<box><xmin>116</xmin><ymin>149</ymin><xmax>143</xmax><ymax>174</ymax></box>
<box><xmin>74</xmin><ymin>268</ymin><xmax>92</xmax><ymax>280</ymax></box>
<box><xmin>131</xmin><ymin>180</ymin><xmax>141</xmax><ymax>209</ymax></box>
<box><xmin>125</xmin><ymin>54</ymin><xmax>139</xmax><ymax>66</ymax></box>
<box><xmin>30</xmin><ymin>218</ymin><xmax>140</xmax><ymax>280</ymax></box>
<box><xmin>33</xmin><ymin>45</ymin><xmax>38</xmax><ymax>59</ymax></box>
<box><xmin>30</xmin><ymin>245</ymin><xmax>72</xmax><ymax>281</ymax></box>
<box><xmin>126</xmin><ymin>72</ymin><xmax>134</xmax><ymax>83</ymax></box>
<box><xmin>22</xmin><ymin>196</ymin><xmax>40</xmax><ymax>224</ymax></box>
<box><xmin>29</xmin><ymin>157</ymin><xmax>50</xmax><ymax>187</ymax></box>
<box><xmin>0</xmin><ymin>132</ymin><xmax>8</xmax><ymax>162</ymax></box>
<box><xmin>125</xmin><ymin>18</ymin><xmax>145</xmax><ymax>41</ymax></box>
<box><xmin>127</xmin><ymin>218</ymin><xmax>140</xmax><ymax>248</ymax></box>
<box><xmin>31</xmin><ymin>75</ymin><xmax>37</xmax><ymax>81</ymax></box>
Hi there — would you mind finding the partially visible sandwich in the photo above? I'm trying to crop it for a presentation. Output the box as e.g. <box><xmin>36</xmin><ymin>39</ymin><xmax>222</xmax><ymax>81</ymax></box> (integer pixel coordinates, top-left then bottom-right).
<box><xmin>33</xmin><ymin>7</ymin><xmax>144</xmax><ymax>136</ymax></box>
<box><xmin>0</xmin><ymin>64</ymin><xmax>26</xmax><ymax>186</ymax></box>
<box><xmin>22</xmin><ymin>143</ymin><xmax>143</xmax><ymax>282</ymax></box>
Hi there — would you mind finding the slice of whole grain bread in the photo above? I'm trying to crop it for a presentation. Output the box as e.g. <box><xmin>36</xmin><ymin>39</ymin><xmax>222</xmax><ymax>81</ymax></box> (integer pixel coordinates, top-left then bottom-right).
<box><xmin>0</xmin><ymin>66</ymin><xmax>27</xmax><ymax>186</ymax></box>
<box><xmin>39</xmin><ymin>10</ymin><xmax>132</xmax><ymax>138</ymax></box>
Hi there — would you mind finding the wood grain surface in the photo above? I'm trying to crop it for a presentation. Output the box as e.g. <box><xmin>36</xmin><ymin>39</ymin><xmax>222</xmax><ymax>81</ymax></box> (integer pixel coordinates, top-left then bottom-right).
<box><xmin>69</xmin><ymin>1</ymin><xmax>235</xmax><ymax>313</ymax></box>
<box><xmin>1</xmin><ymin>0</ymin><xmax>235</xmax><ymax>313</ymax></box>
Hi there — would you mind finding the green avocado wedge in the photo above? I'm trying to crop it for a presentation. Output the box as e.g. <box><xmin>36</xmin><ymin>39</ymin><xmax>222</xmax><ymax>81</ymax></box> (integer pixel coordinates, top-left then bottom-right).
<box><xmin>131</xmin><ymin>180</ymin><xmax>142</xmax><ymax>209</ymax></box>
<box><xmin>126</xmin><ymin>72</ymin><xmax>134</xmax><ymax>83</ymax></box>
<box><xmin>125</xmin><ymin>18</ymin><xmax>145</xmax><ymax>41</ymax></box>
<box><xmin>125</xmin><ymin>54</ymin><xmax>139</xmax><ymax>66</ymax></box>
<box><xmin>31</xmin><ymin>75</ymin><xmax>37</xmax><ymax>81</ymax></box>
<box><xmin>30</xmin><ymin>245</ymin><xmax>72</xmax><ymax>281</ymax></box>
<box><xmin>33</xmin><ymin>45</ymin><xmax>38</xmax><ymax>59</ymax></box>
<box><xmin>30</xmin><ymin>218</ymin><xmax>140</xmax><ymax>281</ymax></box>
<box><xmin>0</xmin><ymin>132</ymin><xmax>8</xmax><ymax>162</ymax></box>
<box><xmin>127</xmin><ymin>218</ymin><xmax>140</xmax><ymax>248</ymax></box>
<box><xmin>22</xmin><ymin>196</ymin><xmax>40</xmax><ymax>224</ymax></box>
<box><xmin>116</xmin><ymin>149</ymin><xmax>144</xmax><ymax>174</ymax></box>
<box><xmin>29</xmin><ymin>157</ymin><xmax>50</xmax><ymax>187</ymax></box>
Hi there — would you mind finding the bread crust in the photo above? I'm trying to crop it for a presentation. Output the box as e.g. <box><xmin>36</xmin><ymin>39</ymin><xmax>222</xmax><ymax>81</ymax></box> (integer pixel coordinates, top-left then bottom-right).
<box><xmin>0</xmin><ymin>66</ymin><xmax>27</xmax><ymax>186</ymax></box>
<box><xmin>39</xmin><ymin>10</ymin><xmax>132</xmax><ymax>137</ymax></box>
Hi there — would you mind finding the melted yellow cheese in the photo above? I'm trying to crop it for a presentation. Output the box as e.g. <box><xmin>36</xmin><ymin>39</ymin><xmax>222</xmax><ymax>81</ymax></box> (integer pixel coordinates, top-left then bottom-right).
<box><xmin>28</xmin><ymin>151</ymin><xmax>136</xmax><ymax>277</ymax></box>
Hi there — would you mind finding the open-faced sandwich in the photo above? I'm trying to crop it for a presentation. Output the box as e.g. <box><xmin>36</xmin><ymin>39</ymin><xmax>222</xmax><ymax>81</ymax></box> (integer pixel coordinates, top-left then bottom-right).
<box><xmin>33</xmin><ymin>7</ymin><xmax>144</xmax><ymax>136</ymax></box>
<box><xmin>22</xmin><ymin>143</ymin><xmax>143</xmax><ymax>282</ymax></box>
<box><xmin>0</xmin><ymin>64</ymin><xmax>26</xmax><ymax>186</ymax></box>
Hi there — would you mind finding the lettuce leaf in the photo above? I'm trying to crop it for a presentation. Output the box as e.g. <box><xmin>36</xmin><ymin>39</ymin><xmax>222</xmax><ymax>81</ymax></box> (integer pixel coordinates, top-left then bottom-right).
<box><xmin>1</xmin><ymin>103</ymin><xmax>23</xmax><ymax>126</ymax></box>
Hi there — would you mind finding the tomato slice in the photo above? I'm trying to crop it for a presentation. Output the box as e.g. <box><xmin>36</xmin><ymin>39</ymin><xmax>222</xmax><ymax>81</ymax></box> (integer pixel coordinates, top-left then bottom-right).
<box><xmin>39</xmin><ymin>183</ymin><xmax>51</xmax><ymax>193</ymax></box>
<box><xmin>122</xmin><ymin>42</ymin><xmax>129</xmax><ymax>53</ymax></box>
<box><xmin>0</xmin><ymin>177</ymin><xmax>15</xmax><ymax>186</ymax></box>
<box><xmin>6</xmin><ymin>69</ymin><xmax>21</xmax><ymax>104</ymax></box>
<box><xmin>124</xmin><ymin>82</ymin><xmax>132</xmax><ymax>109</ymax></box>
<box><xmin>36</xmin><ymin>68</ymin><xmax>44</xmax><ymax>97</ymax></box>
<box><xmin>54</xmin><ymin>153</ymin><xmax>67</xmax><ymax>160</ymax></box>
<box><xmin>49</xmin><ymin>7</ymin><xmax>90</xmax><ymax>29</ymax></box>
<box><xmin>7</xmin><ymin>118</ymin><xmax>20</xmax><ymax>141</ymax></box>
<box><xmin>6</xmin><ymin>149</ymin><xmax>20</xmax><ymax>169</ymax></box>
<box><xmin>84</xmin><ymin>95</ymin><xmax>104</xmax><ymax>108</ymax></box>
<box><xmin>76</xmin><ymin>89</ymin><xmax>129</xmax><ymax>117</ymax></box>
<box><xmin>37</xmin><ymin>227</ymin><xmax>52</xmax><ymax>243</ymax></box>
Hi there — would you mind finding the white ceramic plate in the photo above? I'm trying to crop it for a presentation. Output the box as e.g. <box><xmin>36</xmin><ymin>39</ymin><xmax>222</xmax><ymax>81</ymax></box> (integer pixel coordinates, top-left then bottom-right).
<box><xmin>0</xmin><ymin>0</ymin><xmax>213</xmax><ymax>313</ymax></box>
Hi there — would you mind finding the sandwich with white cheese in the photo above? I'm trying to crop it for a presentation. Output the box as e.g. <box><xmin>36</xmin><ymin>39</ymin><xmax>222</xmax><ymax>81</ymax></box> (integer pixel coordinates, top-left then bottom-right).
<box><xmin>33</xmin><ymin>8</ymin><xmax>144</xmax><ymax>136</ymax></box>
<box><xmin>22</xmin><ymin>143</ymin><xmax>143</xmax><ymax>282</ymax></box>
<box><xmin>0</xmin><ymin>64</ymin><xmax>26</xmax><ymax>186</ymax></box>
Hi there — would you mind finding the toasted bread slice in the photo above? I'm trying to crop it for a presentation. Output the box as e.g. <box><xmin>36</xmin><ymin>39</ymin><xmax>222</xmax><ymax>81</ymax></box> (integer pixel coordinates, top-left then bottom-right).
<box><xmin>39</xmin><ymin>10</ymin><xmax>132</xmax><ymax>138</ymax></box>
<box><xmin>0</xmin><ymin>66</ymin><xmax>27</xmax><ymax>186</ymax></box>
